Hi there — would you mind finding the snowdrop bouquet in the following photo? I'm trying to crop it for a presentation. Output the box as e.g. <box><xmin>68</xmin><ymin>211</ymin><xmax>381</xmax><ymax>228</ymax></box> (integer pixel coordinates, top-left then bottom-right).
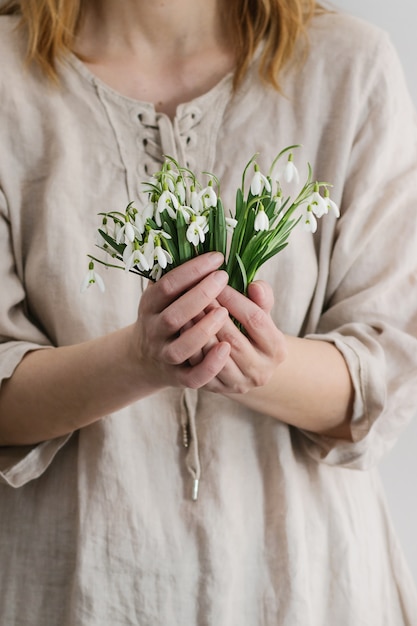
<box><xmin>82</xmin><ymin>145</ymin><xmax>339</xmax><ymax>295</ymax></box>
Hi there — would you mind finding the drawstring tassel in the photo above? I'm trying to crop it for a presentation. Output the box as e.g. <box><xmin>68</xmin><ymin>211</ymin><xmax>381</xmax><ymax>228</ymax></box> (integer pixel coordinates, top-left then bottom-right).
<box><xmin>192</xmin><ymin>479</ymin><xmax>200</xmax><ymax>501</ymax></box>
<box><xmin>180</xmin><ymin>389</ymin><xmax>201</xmax><ymax>501</ymax></box>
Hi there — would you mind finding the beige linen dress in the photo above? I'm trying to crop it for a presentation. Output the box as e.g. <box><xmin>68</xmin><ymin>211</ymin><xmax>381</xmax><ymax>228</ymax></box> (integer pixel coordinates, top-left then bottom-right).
<box><xmin>1</xmin><ymin>11</ymin><xmax>417</xmax><ymax>626</ymax></box>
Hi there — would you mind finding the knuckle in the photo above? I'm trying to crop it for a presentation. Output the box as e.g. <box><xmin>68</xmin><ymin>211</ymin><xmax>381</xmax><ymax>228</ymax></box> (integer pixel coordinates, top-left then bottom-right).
<box><xmin>161</xmin><ymin>343</ymin><xmax>183</xmax><ymax>366</ymax></box>
<box><xmin>251</xmin><ymin>369</ymin><xmax>270</xmax><ymax>388</ymax></box>
<box><xmin>157</xmin><ymin>272</ymin><xmax>177</xmax><ymax>299</ymax></box>
<box><xmin>231</xmin><ymin>381</ymin><xmax>250</xmax><ymax>395</ymax></box>
<box><xmin>238</xmin><ymin>364</ymin><xmax>271</xmax><ymax>391</ymax></box>
<box><xmin>159</xmin><ymin>309</ymin><xmax>181</xmax><ymax>334</ymax></box>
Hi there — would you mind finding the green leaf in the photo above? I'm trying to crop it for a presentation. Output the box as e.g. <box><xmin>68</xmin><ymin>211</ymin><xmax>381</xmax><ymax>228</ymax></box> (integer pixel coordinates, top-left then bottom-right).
<box><xmin>176</xmin><ymin>211</ymin><xmax>192</xmax><ymax>263</ymax></box>
<box><xmin>161</xmin><ymin>223</ymin><xmax>180</xmax><ymax>266</ymax></box>
<box><xmin>98</xmin><ymin>229</ymin><xmax>125</xmax><ymax>255</ymax></box>
<box><xmin>235</xmin><ymin>188</ymin><xmax>244</xmax><ymax>220</ymax></box>
<box><xmin>235</xmin><ymin>254</ymin><xmax>248</xmax><ymax>294</ymax></box>
<box><xmin>208</xmin><ymin>208</ymin><xmax>216</xmax><ymax>252</ymax></box>
<box><xmin>214</xmin><ymin>199</ymin><xmax>227</xmax><ymax>259</ymax></box>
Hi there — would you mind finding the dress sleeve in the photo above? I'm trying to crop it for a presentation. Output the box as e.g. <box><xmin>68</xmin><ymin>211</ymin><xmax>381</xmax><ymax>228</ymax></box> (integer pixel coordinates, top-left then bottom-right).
<box><xmin>0</xmin><ymin>188</ymin><xmax>71</xmax><ymax>487</ymax></box>
<box><xmin>299</xmin><ymin>33</ymin><xmax>417</xmax><ymax>470</ymax></box>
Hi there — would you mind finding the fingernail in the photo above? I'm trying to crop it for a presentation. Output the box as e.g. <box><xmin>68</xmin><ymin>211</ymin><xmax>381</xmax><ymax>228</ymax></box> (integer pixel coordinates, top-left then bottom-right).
<box><xmin>207</xmin><ymin>251</ymin><xmax>224</xmax><ymax>264</ymax></box>
<box><xmin>213</xmin><ymin>270</ymin><xmax>228</xmax><ymax>284</ymax></box>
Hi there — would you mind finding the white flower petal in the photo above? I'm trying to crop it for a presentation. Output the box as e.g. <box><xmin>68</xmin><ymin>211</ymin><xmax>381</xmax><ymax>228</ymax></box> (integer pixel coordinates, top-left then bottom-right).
<box><xmin>155</xmin><ymin>245</ymin><xmax>168</xmax><ymax>268</ymax></box>
<box><xmin>186</xmin><ymin>223</ymin><xmax>200</xmax><ymax>246</ymax></box>
<box><xmin>250</xmin><ymin>170</ymin><xmax>271</xmax><ymax>196</ymax></box>
<box><xmin>80</xmin><ymin>266</ymin><xmax>105</xmax><ymax>293</ymax></box>
<box><xmin>303</xmin><ymin>209</ymin><xmax>317</xmax><ymax>233</ymax></box>
<box><xmin>125</xmin><ymin>222</ymin><xmax>135</xmax><ymax>242</ymax></box>
<box><xmin>179</xmin><ymin>206</ymin><xmax>193</xmax><ymax>224</ymax></box>
<box><xmin>137</xmin><ymin>250</ymin><xmax>150</xmax><ymax>271</ymax></box>
<box><xmin>176</xmin><ymin>180</ymin><xmax>186</xmax><ymax>204</ymax></box>
<box><xmin>200</xmin><ymin>186</ymin><xmax>217</xmax><ymax>208</ymax></box>
<box><xmin>284</xmin><ymin>161</ymin><xmax>300</xmax><ymax>184</ymax></box>
<box><xmin>254</xmin><ymin>210</ymin><xmax>269</xmax><ymax>232</ymax></box>
<box><xmin>250</xmin><ymin>171</ymin><xmax>262</xmax><ymax>196</ymax></box>
<box><xmin>310</xmin><ymin>192</ymin><xmax>328</xmax><ymax>218</ymax></box>
<box><xmin>150</xmin><ymin>264</ymin><xmax>163</xmax><ymax>281</ymax></box>
<box><xmin>327</xmin><ymin>197</ymin><xmax>340</xmax><ymax>218</ymax></box>
<box><xmin>225</xmin><ymin>217</ymin><xmax>238</xmax><ymax>232</ymax></box>
<box><xmin>191</xmin><ymin>190</ymin><xmax>203</xmax><ymax>213</ymax></box>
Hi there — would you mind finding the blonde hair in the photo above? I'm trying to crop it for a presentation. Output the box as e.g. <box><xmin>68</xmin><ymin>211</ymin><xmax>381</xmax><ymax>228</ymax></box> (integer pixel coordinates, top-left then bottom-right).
<box><xmin>0</xmin><ymin>0</ymin><xmax>325</xmax><ymax>90</ymax></box>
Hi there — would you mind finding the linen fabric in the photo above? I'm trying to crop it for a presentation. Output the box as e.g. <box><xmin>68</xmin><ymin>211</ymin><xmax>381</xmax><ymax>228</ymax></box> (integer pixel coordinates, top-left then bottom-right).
<box><xmin>1</xmin><ymin>11</ymin><xmax>417</xmax><ymax>625</ymax></box>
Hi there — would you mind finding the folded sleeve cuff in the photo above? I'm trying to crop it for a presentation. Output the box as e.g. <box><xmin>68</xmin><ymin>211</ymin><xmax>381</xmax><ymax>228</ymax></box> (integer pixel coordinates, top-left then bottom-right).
<box><xmin>0</xmin><ymin>341</ymin><xmax>72</xmax><ymax>488</ymax></box>
<box><xmin>0</xmin><ymin>434</ymin><xmax>72</xmax><ymax>487</ymax></box>
<box><xmin>298</xmin><ymin>332</ymin><xmax>387</xmax><ymax>469</ymax></box>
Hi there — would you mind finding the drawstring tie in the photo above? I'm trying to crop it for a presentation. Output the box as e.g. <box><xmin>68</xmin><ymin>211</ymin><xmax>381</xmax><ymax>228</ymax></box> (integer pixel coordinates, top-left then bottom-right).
<box><xmin>138</xmin><ymin>112</ymin><xmax>204</xmax><ymax>502</ymax></box>
<box><xmin>180</xmin><ymin>388</ymin><xmax>201</xmax><ymax>501</ymax></box>
<box><xmin>138</xmin><ymin>106</ymin><xmax>202</xmax><ymax>174</ymax></box>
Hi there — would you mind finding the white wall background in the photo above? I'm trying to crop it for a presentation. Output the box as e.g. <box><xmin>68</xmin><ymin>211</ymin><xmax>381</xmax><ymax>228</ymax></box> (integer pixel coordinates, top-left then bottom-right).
<box><xmin>329</xmin><ymin>0</ymin><xmax>417</xmax><ymax>584</ymax></box>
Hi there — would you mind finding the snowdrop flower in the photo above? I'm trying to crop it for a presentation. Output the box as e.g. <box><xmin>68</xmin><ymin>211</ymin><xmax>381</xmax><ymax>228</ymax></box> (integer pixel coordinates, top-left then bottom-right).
<box><xmin>273</xmin><ymin>189</ymin><xmax>283</xmax><ymax>216</ymax></box>
<box><xmin>142</xmin><ymin>228</ymin><xmax>172</xmax><ymax>268</ymax></box>
<box><xmin>81</xmin><ymin>261</ymin><xmax>105</xmax><ymax>293</ymax></box>
<box><xmin>324</xmin><ymin>188</ymin><xmax>340</xmax><ymax>217</ymax></box>
<box><xmin>308</xmin><ymin>183</ymin><xmax>328</xmax><ymax>218</ymax></box>
<box><xmin>115</xmin><ymin>219</ymin><xmax>136</xmax><ymax>244</ymax></box>
<box><xmin>156</xmin><ymin>189</ymin><xmax>179</xmax><ymax>224</ymax></box>
<box><xmin>153</xmin><ymin>236</ymin><xmax>173</xmax><ymax>269</ymax></box>
<box><xmin>95</xmin><ymin>217</ymin><xmax>115</xmax><ymax>253</ymax></box>
<box><xmin>133</xmin><ymin>203</ymin><xmax>154</xmax><ymax>236</ymax></box>
<box><xmin>279</xmin><ymin>153</ymin><xmax>300</xmax><ymax>185</ymax></box>
<box><xmin>157</xmin><ymin>168</ymin><xmax>176</xmax><ymax>193</ymax></box>
<box><xmin>303</xmin><ymin>205</ymin><xmax>318</xmax><ymax>233</ymax></box>
<box><xmin>123</xmin><ymin>242</ymin><xmax>150</xmax><ymax>272</ymax></box>
<box><xmin>150</xmin><ymin>263</ymin><xmax>163</xmax><ymax>281</ymax></box>
<box><xmin>225</xmin><ymin>217</ymin><xmax>238</xmax><ymax>232</ymax></box>
<box><xmin>143</xmin><ymin>237</ymin><xmax>155</xmax><ymax>269</ymax></box>
<box><xmin>175</xmin><ymin>177</ymin><xmax>186</xmax><ymax>204</ymax></box>
<box><xmin>148</xmin><ymin>227</ymin><xmax>172</xmax><ymax>241</ymax></box>
<box><xmin>254</xmin><ymin>205</ymin><xmax>269</xmax><ymax>232</ymax></box>
<box><xmin>165</xmin><ymin>174</ymin><xmax>176</xmax><ymax>193</ymax></box>
<box><xmin>250</xmin><ymin>164</ymin><xmax>271</xmax><ymax>196</ymax></box>
<box><xmin>178</xmin><ymin>205</ymin><xmax>195</xmax><ymax>224</ymax></box>
<box><xmin>190</xmin><ymin>186</ymin><xmax>203</xmax><ymax>213</ymax></box>
<box><xmin>186</xmin><ymin>215</ymin><xmax>209</xmax><ymax>246</ymax></box>
<box><xmin>199</xmin><ymin>182</ymin><xmax>217</xmax><ymax>209</ymax></box>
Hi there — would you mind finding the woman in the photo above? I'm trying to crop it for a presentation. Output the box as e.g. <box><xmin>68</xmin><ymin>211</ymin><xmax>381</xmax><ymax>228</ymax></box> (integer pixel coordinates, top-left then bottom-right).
<box><xmin>0</xmin><ymin>0</ymin><xmax>416</xmax><ymax>624</ymax></box>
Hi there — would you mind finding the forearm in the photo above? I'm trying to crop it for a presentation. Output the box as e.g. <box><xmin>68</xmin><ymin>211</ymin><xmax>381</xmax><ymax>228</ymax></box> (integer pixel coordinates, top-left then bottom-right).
<box><xmin>229</xmin><ymin>335</ymin><xmax>354</xmax><ymax>439</ymax></box>
<box><xmin>0</xmin><ymin>325</ymin><xmax>158</xmax><ymax>446</ymax></box>
<box><xmin>0</xmin><ymin>254</ymin><xmax>231</xmax><ymax>446</ymax></box>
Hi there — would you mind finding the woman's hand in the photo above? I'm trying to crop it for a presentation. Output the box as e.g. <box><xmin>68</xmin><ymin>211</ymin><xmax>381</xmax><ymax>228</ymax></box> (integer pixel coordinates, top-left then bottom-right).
<box><xmin>132</xmin><ymin>252</ymin><xmax>232</xmax><ymax>391</ymax></box>
<box><xmin>189</xmin><ymin>280</ymin><xmax>288</xmax><ymax>395</ymax></box>
<box><xmin>188</xmin><ymin>280</ymin><xmax>353</xmax><ymax>437</ymax></box>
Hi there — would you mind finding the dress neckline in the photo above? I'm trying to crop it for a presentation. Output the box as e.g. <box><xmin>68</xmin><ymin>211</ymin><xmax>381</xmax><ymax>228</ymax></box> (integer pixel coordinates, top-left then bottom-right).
<box><xmin>65</xmin><ymin>51</ymin><xmax>236</xmax><ymax>119</ymax></box>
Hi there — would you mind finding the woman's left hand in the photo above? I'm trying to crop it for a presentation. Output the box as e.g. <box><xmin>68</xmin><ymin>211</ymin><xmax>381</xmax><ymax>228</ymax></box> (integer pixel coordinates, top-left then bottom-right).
<box><xmin>189</xmin><ymin>280</ymin><xmax>288</xmax><ymax>395</ymax></box>
<box><xmin>187</xmin><ymin>280</ymin><xmax>353</xmax><ymax>437</ymax></box>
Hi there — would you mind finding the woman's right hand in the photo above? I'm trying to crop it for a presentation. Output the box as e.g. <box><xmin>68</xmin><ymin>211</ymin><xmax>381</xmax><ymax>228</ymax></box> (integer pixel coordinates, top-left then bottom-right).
<box><xmin>131</xmin><ymin>251</ymin><xmax>231</xmax><ymax>391</ymax></box>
